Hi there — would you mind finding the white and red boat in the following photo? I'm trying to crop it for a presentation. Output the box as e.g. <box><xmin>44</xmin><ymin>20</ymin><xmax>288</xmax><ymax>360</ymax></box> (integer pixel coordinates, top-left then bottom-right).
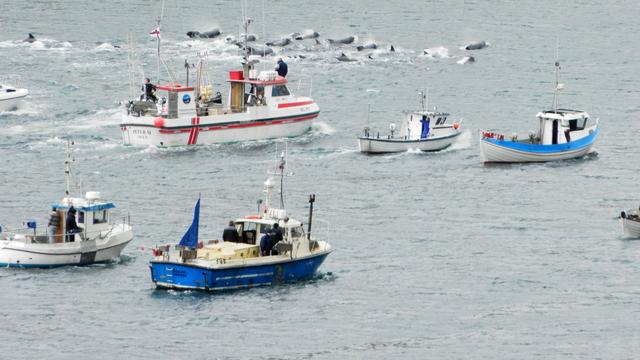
<box><xmin>121</xmin><ymin>68</ymin><xmax>319</xmax><ymax>147</ymax></box>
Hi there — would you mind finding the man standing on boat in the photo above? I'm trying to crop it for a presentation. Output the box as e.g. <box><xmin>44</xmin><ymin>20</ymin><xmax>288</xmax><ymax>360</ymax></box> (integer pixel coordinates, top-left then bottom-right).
<box><xmin>141</xmin><ymin>77</ymin><xmax>157</xmax><ymax>103</ymax></box>
<box><xmin>222</xmin><ymin>221</ymin><xmax>240</xmax><ymax>242</ymax></box>
<box><xmin>275</xmin><ymin>58</ymin><xmax>288</xmax><ymax>78</ymax></box>
<box><xmin>65</xmin><ymin>207</ymin><xmax>81</xmax><ymax>242</ymax></box>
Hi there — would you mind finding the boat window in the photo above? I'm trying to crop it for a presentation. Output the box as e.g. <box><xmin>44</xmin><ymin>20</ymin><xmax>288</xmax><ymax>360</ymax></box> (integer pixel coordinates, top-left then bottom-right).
<box><xmin>436</xmin><ymin>117</ymin><xmax>446</xmax><ymax>125</ymax></box>
<box><xmin>271</xmin><ymin>85</ymin><xmax>290</xmax><ymax>97</ymax></box>
<box><xmin>93</xmin><ymin>210</ymin><xmax>107</xmax><ymax>224</ymax></box>
<box><xmin>291</xmin><ymin>226</ymin><xmax>305</xmax><ymax>238</ymax></box>
<box><xmin>569</xmin><ymin>118</ymin><xmax>587</xmax><ymax>131</ymax></box>
<box><xmin>78</xmin><ymin>212</ymin><xmax>85</xmax><ymax>224</ymax></box>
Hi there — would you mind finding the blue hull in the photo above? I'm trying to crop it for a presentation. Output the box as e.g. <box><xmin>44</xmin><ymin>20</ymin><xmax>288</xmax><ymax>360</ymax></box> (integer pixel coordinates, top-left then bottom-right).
<box><xmin>150</xmin><ymin>252</ymin><xmax>330</xmax><ymax>291</ymax></box>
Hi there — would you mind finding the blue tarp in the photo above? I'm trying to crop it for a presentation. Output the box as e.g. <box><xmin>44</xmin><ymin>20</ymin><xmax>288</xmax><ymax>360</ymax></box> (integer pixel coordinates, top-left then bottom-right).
<box><xmin>179</xmin><ymin>198</ymin><xmax>200</xmax><ymax>248</ymax></box>
<box><xmin>52</xmin><ymin>203</ymin><xmax>116</xmax><ymax>212</ymax></box>
<box><xmin>420</xmin><ymin>117</ymin><xmax>430</xmax><ymax>139</ymax></box>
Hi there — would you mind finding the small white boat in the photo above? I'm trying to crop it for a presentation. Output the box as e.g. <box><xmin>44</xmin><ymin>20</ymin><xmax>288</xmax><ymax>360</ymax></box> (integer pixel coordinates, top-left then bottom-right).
<box><xmin>358</xmin><ymin>91</ymin><xmax>462</xmax><ymax>154</ymax></box>
<box><xmin>480</xmin><ymin>60</ymin><xmax>598</xmax><ymax>163</ymax></box>
<box><xmin>0</xmin><ymin>83</ymin><xmax>28</xmax><ymax>111</ymax></box>
<box><xmin>0</xmin><ymin>142</ymin><xmax>133</xmax><ymax>268</ymax></box>
<box><xmin>621</xmin><ymin>207</ymin><xmax>640</xmax><ymax>238</ymax></box>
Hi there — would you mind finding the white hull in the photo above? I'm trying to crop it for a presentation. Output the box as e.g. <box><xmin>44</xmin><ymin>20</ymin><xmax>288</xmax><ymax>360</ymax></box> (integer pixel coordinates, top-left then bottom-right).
<box><xmin>0</xmin><ymin>88</ymin><xmax>28</xmax><ymax>111</ymax></box>
<box><xmin>359</xmin><ymin>131</ymin><xmax>461</xmax><ymax>154</ymax></box>
<box><xmin>622</xmin><ymin>217</ymin><xmax>640</xmax><ymax>238</ymax></box>
<box><xmin>479</xmin><ymin>139</ymin><xmax>595</xmax><ymax>163</ymax></box>
<box><xmin>121</xmin><ymin>98</ymin><xmax>320</xmax><ymax>147</ymax></box>
<box><xmin>0</xmin><ymin>226</ymin><xmax>132</xmax><ymax>267</ymax></box>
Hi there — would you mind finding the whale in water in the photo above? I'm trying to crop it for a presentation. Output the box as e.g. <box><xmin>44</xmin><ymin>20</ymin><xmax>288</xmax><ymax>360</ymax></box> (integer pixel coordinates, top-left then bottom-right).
<box><xmin>356</xmin><ymin>43</ymin><xmax>377</xmax><ymax>51</ymax></box>
<box><xmin>328</xmin><ymin>36</ymin><xmax>355</xmax><ymax>45</ymax></box>
<box><xmin>186</xmin><ymin>29</ymin><xmax>221</xmax><ymax>39</ymax></box>
<box><xmin>457</xmin><ymin>56</ymin><xmax>475</xmax><ymax>64</ymax></box>
<box><xmin>266</xmin><ymin>38</ymin><xmax>291</xmax><ymax>47</ymax></box>
<box><xmin>23</xmin><ymin>33</ymin><xmax>37</xmax><ymax>43</ymax></box>
<box><xmin>294</xmin><ymin>30</ymin><xmax>320</xmax><ymax>40</ymax></box>
<box><xmin>239</xmin><ymin>44</ymin><xmax>274</xmax><ymax>56</ymax></box>
<box><xmin>464</xmin><ymin>40</ymin><xmax>488</xmax><ymax>50</ymax></box>
<box><xmin>336</xmin><ymin>53</ymin><xmax>357</xmax><ymax>62</ymax></box>
<box><xmin>240</xmin><ymin>33</ymin><xmax>257</xmax><ymax>42</ymax></box>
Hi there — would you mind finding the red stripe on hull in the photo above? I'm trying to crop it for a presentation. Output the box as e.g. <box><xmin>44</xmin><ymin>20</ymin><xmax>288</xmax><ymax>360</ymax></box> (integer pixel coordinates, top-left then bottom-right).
<box><xmin>155</xmin><ymin>113</ymin><xmax>318</xmax><ymax>135</ymax></box>
<box><xmin>277</xmin><ymin>100</ymin><xmax>315</xmax><ymax>109</ymax></box>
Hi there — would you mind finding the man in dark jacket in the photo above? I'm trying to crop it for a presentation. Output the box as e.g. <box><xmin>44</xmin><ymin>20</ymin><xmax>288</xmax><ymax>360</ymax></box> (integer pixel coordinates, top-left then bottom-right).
<box><xmin>141</xmin><ymin>78</ymin><xmax>158</xmax><ymax>103</ymax></box>
<box><xmin>275</xmin><ymin>58</ymin><xmax>288</xmax><ymax>77</ymax></box>
<box><xmin>65</xmin><ymin>207</ymin><xmax>81</xmax><ymax>242</ymax></box>
<box><xmin>222</xmin><ymin>221</ymin><xmax>240</xmax><ymax>242</ymax></box>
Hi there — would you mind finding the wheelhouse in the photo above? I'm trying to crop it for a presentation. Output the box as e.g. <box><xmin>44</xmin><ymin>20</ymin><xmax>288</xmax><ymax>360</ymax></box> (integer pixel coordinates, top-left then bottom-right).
<box><xmin>536</xmin><ymin>109</ymin><xmax>591</xmax><ymax>145</ymax></box>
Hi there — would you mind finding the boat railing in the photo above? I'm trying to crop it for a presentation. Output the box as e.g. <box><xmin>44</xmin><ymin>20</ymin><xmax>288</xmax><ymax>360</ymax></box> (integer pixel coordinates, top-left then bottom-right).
<box><xmin>292</xmin><ymin>75</ymin><xmax>313</xmax><ymax>98</ymax></box>
<box><xmin>2</xmin><ymin>226</ymin><xmax>125</xmax><ymax>245</ymax></box>
<box><xmin>0</xmin><ymin>75</ymin><xmax>23</xmax><ymax>89</ymax></box>
<box><xmin>306</xmin><ymin>218</ymin><xmax>331</xmax><ymax>252</ymax></box>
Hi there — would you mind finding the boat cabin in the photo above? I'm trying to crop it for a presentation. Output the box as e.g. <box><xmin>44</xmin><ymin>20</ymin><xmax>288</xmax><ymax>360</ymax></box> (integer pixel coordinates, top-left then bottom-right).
<box><xmin>397</xmin><ymin>111</ymin><xmax>452</xmax><ymax>140</ymax></box>
<box><xmin>229</xmin><ymin>216</ymin><xmax>305</xmax><ymax>245</ymax></box>
<box><xmin>50</xmin><ymin>192</ymin><xmax>116</xmax><ymax>243</ymax></box>
<box><xmin>226</xmin><ymin>70</ymin><xmax>293</xmax><ymax>113</ymax></box>
<box><xmin>536</xmin><ymin>109</ymin><xmax>591</xmax><ymax>145</ymax></box>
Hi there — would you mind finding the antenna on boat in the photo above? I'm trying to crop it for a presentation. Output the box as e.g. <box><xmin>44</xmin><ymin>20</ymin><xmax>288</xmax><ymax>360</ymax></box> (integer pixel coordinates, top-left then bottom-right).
<box><xmin>418</xmin><ymin>89</ymin><xmax>428</xmax><ymax>112</ymax></box>
<box><xmin>552</xmin><ymin>38</ymin><xmax>563</xmax><ymax>112</ymax></box>
<box><xmin>64</xmin><ymin>140</ymin><xmax>74</xmax><ymax>197</ymax></box>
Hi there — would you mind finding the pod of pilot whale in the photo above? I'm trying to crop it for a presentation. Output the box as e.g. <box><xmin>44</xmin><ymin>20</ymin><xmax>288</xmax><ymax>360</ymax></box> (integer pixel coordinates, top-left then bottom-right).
<box><xmin>186</xmin><ymin>28</ymin><xmax>222</xmax><ymax>39</ymax></box>
<box><xmin>464</xmin><ymin>40</ymin><xmax>488</xmax><ymax>50</ymax></box>
<box><xmin>328</xmin><ymin>36</ymin><xmax>355</xmax><ymax>45</ymax></box>
<box><xmin>356</xmin><ymin>42</ymin><xmax>377</xmax><ymax>51</ymax></box>
<box><xmin>266</xmin><ymin>38</ymin><xmax>292</xmax><ymax>47</ymax></box>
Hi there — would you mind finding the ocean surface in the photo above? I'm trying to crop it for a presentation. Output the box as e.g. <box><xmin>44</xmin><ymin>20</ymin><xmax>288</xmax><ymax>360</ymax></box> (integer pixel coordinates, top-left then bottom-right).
<box><xmin>1</xmin><ymin>0</ymin><xmax>640</xmax><ymax>358</ymax></box>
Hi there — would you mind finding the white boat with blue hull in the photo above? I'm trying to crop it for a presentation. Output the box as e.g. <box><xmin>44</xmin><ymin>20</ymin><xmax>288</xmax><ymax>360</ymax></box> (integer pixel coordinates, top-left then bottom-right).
<box><xmin>150</xmin><ymin>151</ymin><xmax>331</xmax><ymax>291</ymax></box>
<box><xmin>358</xmin><ymin>91</ymin><xmax>462</xmax><ymax>154</ymax></box>
<box><xmin>0</xmin><ymin>143</ymin><xmax>133</xmax><ymax>268</ymax></box>
<box><xmin>480</xmin><ymin>60</ymin><xmax>599</xmax><ymax>163</ymax></box>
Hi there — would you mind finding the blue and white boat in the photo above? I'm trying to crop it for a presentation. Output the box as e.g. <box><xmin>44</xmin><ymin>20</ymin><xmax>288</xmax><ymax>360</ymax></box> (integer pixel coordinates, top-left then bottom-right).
<box><xmin>149</xmin><ymin>152</ymin><xmax>332</xmax><ymax>291</ymax></box>
<box><xmin>480</xmin><ymin>60</ymin><xmax>599</xmax><ymax>163</ymax></box>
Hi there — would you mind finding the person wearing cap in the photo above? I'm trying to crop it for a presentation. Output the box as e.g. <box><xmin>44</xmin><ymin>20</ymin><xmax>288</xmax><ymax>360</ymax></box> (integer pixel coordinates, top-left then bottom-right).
<box><xmin>275</xmin><ymin>58</ymin><xmax>288</xmax><ymax>77</ymax></box>
<box><xmin>47</xmin><ymin>208</ymin><xmax>60</xmax><ymax>244</ymax></box>
<box><xmin>65</xmin><ymin>206</ymin><xmax>81</xmax><ymax>242</ymax></box>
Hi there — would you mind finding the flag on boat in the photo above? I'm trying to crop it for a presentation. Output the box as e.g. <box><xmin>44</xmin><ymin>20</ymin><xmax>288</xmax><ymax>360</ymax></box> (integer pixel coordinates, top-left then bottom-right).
<box><xmin>149</xmin><ymin>27</ymin><xmax>161</xmax><ymax>38</ymax></box>
<box><xmin>178</xmin><ymin>198</ymin><xmax>200</xmax><ymax>248</ymax></box>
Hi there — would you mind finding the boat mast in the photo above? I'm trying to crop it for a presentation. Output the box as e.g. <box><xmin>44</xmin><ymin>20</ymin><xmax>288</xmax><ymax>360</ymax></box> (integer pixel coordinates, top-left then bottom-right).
<box><xmin>278</xmin><ymin>150</ymin><xmax>286</xmax><ymax>209</ymax></box>
<box><xmin>552</xmin><ymin>40</ymin><xmax>560</xmax><ymax>112</ymax></box>
<box><xmin>64</xmin><ymin>140</ymin><xmax>73</xmax><ymax>197</ymax></box>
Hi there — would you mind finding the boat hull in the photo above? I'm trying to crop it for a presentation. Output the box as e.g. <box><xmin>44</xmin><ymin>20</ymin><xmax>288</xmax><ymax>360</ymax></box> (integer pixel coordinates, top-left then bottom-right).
<box><xmin>480</xmin><ymin>128</ymin><xmax>598</xmax><ymax>163</ymax></box>
<box><xmin>622</xmin><ymin>218</ymin><xmax>640</xmax><ymax>238</ymax></box>
<box><xmin>150</xmin><ymin>251</ymin><xmax>330</xmax><ymax>291</ymax></box>
<box><xmin>358</xmin><ymin>131</ymin><xmax>461</xmax><ymax>154</ymax></box>
<box><xmin>0</xmin><ymin>228</ymin><xmax>133</xmax><ymax>268</ymax></box>
<box><xmin>121</xmin><ymin>107</ymin><xmax>320</xmax><ymax>147</ymax></box>
<box><xmin>0</xmin><ymin>89</ymin><xmax>28</xmax><ymax>111</ymax></box>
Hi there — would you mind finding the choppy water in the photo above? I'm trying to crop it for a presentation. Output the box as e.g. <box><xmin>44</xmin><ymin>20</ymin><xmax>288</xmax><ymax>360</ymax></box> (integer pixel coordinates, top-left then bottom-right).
<box><xmin>1</xmin><ymin>0</ymin><xmax>640</xmax><ymax>358</ymax></box>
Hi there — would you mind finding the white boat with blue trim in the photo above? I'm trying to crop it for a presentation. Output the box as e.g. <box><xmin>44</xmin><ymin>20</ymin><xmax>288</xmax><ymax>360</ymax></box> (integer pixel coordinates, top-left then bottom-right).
<box><xmin>621</xmin><ymin>206</ymin><xmax>640</xmax><ymax>238</ymax></box>
<box><xmin>149</xmin><ymin>151</ymin><xmax>332</xmax><ymax>291</ymax></box>
<box><xmin>480</xmin><ymin>60</ymin><xmax>599</xmax><ymax>163</ymax></box>
<box><xmin>358</xmin><ymin>91</ymin><xmax>462</xmax><ymax>154</ymax></box>
<box><xmin>0</xmin><ymin>143</ymin><xmax>133</xmax><ymax>268</ymax></box>
<box><xmin>121</xmin><ymin>18</ymin><xmax>318</xmax><ymax>147</ymax></box>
